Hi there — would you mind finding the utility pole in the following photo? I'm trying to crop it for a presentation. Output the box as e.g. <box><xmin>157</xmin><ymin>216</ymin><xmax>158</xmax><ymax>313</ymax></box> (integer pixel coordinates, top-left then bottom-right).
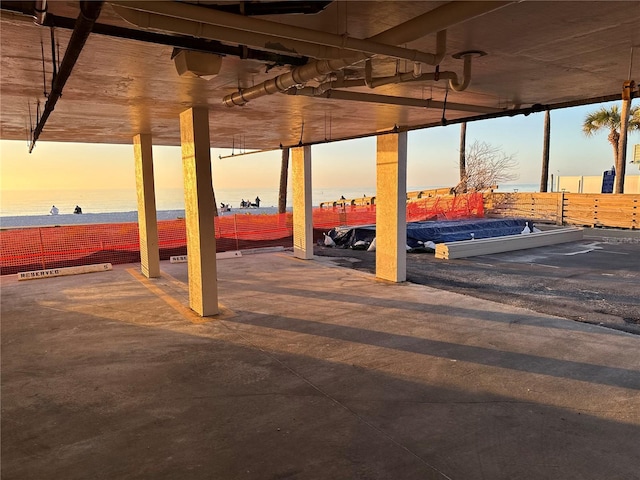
<box><xmin>459</xmin><ymin>122</ymin><xmax>467</xmax><ymax>193</ymax></box>
<box><xmin>278</xmin><ymin>147</ymin><xmax>290</xmax><ymax>213</ymax></box>
<box><xmin>616</xmin><ymin>80</ymin><xmax>636</xmax><ymax>193</ymax></box>
<box><xmin>540</xmin><ymin>110</ymin><xmax>551</xmax><ymax>192</ymax></box>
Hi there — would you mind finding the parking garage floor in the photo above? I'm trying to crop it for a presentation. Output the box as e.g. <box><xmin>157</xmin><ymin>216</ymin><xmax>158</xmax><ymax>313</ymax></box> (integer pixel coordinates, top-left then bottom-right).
<box><xmin>2</xmin><ymin>251</ymin><xmax>639</xmax><ymax>479</ymax></box>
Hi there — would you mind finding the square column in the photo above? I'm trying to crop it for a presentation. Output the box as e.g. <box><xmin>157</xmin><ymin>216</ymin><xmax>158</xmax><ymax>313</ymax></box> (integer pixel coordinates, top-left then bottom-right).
<box><xmin>375</xmin><ymin>132</ymin><xmax>407</xmax><ymax>282</ymax></box>
<box><xmin>180</xmin><ymin>107</ymin><xmax>218</xmax><ymax>316</ymax></box>
<box><xmin>292</xmin><ymin>145</ymin><xmax>313</xmax><ymax>259</ymax></box>
<box><xmin>133</xmin><ymin>133</ymin><xmax>160</xmax><ymax>278</ymax></box>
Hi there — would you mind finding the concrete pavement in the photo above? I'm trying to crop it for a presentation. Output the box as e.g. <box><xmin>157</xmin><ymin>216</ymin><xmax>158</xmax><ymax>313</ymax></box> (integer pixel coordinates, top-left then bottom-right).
<box><xmin>2</xmin><ymin>252</ymin><xmax>639</xmax><ymax>479</ymax></box>
<box><xmin>316</xmin><ymin>228</ymin><xmax>640</xmax><ymax>334</ymax></box>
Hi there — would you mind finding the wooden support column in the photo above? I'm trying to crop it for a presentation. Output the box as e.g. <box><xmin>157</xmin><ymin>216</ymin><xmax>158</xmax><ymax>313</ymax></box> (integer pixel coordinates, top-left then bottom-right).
<box><xmin>180</xmin><ymin>107</ymin><xmax>218</xmax><ymax>316</ymax></box>
<box><xmin>133</xmin><ymin>133</ymin><xmax>160</xmax><ymax>278</ymax></box>
<box><xmin>292</xmin><ymin>145</ymin><xmax>313</xmax><ymax>259</ymax></box>
<box><xmin>376</xmin><ymin>132</ymin><xmax>407</xmax><ymax>282</ymax></box>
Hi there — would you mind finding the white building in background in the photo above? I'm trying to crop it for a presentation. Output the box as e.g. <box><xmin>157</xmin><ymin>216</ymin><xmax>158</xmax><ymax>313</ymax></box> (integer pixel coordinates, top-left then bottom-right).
<box><xmin>551</xmin><ymin>144</ymin><xmax>640</xmax><ymax>193</ymax></box>
<box><xmin>554</xmin><ymin>175</ymin><xmax>640</xmax><ymax>193</ymax></box>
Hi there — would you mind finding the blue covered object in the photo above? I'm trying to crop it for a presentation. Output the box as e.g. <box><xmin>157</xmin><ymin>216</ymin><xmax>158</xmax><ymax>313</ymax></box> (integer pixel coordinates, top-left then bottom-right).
<box><xmin>327</xmin><ymin>218</ymin><xmax>529</xmax><ymax>249</ymax></box>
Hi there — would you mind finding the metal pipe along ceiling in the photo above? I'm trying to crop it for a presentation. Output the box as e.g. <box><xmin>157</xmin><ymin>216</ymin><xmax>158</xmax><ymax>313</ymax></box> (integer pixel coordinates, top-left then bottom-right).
<box><xmin>291</xmin><ymin>42</ymin><xmax>478</xmax><ymax>99</ymax></box>
<box><xmin>285</xmin><ymin>88</ymin><xmax>504</xmax><ymax>115</ymax></box>
<box><xmin>220</xmin><ymin>2</ymin><xmax>512</xmax><ymax>106</ymax></box>
<box><xmin>34</xmin><ymin>0</ymin><xmax>47</xmax><ymax>25</ymax></box>
<box><xmin>303</xmin><ymin>66</ymin><xmax>467</xmax><ymax>94</ymax></box>
<box><xmin>111</xmin><ymin>7</ymin><xmax>335</xmax><ymax>60</ymax></box>
<box><xmin>111</xmin><ymin>1</ymin><xmax>445</xmax><ymax>65</ymax></box>
<box><xmin>450</xmin><ymin>54</ymin><xmax>473</xmax><ymax>91</ymax></box>
<box><xmin>19</xmin><ymin>9</ymin><xmax>310</xmax><ymax>67</ymax></box>
<box><xmin>111</xmin><ymin>1</ymin><xmax>514</xmax><ymax>107</ymax></box>
<box><xmin>112</xmin><ymin>1</ymin><xmax>513</xmax><ymax>59</ymax></box>
<box><xmin>365</xmin><ymin>69</ymin><xmax>462</xmax><ymax>90</ymax></box>
<box><xmin>29</xmin><ymin>1</ymin><xmax>104</xmax><ymax>153</ymax></box>
<box><xmin>368</xmin><ymin>1</ymin><xmax>514</xmax><ymax>45</ymax></box>
<box><xmin>224</xmin><ymin>57</ymin><xmax>363</xmax><ymax>106</ymax></box>
<box><xmin>223</xmin><ymin>34</ymin><xmax>450</xmax><ymax>106</ymax></box>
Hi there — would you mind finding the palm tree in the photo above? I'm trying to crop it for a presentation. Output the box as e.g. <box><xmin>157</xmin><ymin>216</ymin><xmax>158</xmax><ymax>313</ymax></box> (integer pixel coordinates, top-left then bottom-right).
<box><xmin>582</xmin><ymin>104</ymin><xmax>640</xmax><ymax>185</ymax></box>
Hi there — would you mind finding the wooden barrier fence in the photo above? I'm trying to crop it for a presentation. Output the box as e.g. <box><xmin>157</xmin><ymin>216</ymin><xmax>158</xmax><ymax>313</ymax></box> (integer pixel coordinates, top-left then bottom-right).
<box><xmin>319</xmin><ymin>196</ymin><xmax>375</xmax><ymax>208</ymax></box>
<box><xmin>485</xmin><ymin>192</ymin><xmax>638</xmax><ymax>229</ymax></box>
<box><xmin>319</xmin><ymin>187</ymin><xmax>472</xmax><ymax>208</ymax></box>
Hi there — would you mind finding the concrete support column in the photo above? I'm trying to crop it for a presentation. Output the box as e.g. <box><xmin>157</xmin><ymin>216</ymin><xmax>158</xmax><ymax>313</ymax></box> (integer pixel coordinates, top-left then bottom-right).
<box><xmin>180</xmin><ymin>107</ymin><xmax>218</xmax><ymax>316</ymax></box>
<box><xmin>376</xmin><ymin>132</ymin><xmax>407</xmax><ymax>282</ymax></box>
<box><xmin>133</xmin><ymin>133</ymin><xmax>160</xmax><ymax>278</ymax></box>
<box><xmin>292</xmin><ymin>145</ymin><xmax>313</xmax><ymax>259</ymax></box>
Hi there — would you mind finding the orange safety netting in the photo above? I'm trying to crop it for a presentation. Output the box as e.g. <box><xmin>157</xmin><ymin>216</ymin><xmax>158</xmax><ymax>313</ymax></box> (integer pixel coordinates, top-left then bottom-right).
<box><xmin>407</xmin><ymin>193</ymin><xmax>484</xmax><ymax>221</ymax></box>
<box><xmin>314</xmin><ymin>193</ymin><xmax>484</xmax><ymax>226</ymax></box>
<box><xmin>0</xmin><ymin>193</ymin><xmax>483</xmax><ymax>275</ymax></box>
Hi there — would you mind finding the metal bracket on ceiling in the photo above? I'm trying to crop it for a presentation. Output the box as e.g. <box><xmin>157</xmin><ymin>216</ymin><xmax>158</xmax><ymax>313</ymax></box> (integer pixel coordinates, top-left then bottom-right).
<box><xmin>440</xmin><ymin>86</ymin><xmax>449</xmax><ymax>126</ymax></box>
<box><xmin>28</xmin><ymin>1</ymin><xmax>104</xmax><ymax>153</ymax></box>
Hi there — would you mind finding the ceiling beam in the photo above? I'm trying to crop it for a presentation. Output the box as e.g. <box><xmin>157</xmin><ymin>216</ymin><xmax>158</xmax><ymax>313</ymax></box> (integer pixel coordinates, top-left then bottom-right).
<box><xmin>29</xmin><ymin>1</ymin><xmax>104</xmax><ymax>152</ymax></box>
<box><xmin>286</xmin><ymin>88</ymin><xmax>505</xmax><ymax>114</ymax></box>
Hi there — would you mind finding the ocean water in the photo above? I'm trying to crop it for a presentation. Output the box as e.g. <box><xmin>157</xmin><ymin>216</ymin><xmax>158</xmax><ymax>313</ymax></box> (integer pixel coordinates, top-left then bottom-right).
<box><xmin>494</xmin><ymin>183</ymin><xmax>539</xmax><ymax>193</ymax></box>
<box><xmin>0</xmin><ymin>183</ymin><xmax>539</xmax><ymax>220</ymax></box>
<box><xmin>0</xmin><ymin>188</ymin><xmax>373</xmax><ymax>217</ymax></box>
<box><xmin>0</xmin><ymin>186</ymin><xmax>390</xmax><ymax>217</ymax></box>
<box><xmin>5</xmin><ymin>188</ymin><xmax>204</xmax><ymax>217</ymax></box>
<box><xmin>0</xmin><ymin>187</ymin><xmax>282</xmax><ymax>228</ymax></box>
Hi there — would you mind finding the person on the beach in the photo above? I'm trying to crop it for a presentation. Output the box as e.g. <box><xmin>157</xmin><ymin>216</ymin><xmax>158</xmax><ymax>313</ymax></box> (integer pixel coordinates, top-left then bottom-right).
<box><xmin>254</xmin><ymin>196</ymin><xmax>261</xmax><ymax>208</ymax></box>
<box><xmin>50</xmin><ymin>205</ymin><xmax>59</xmax><ymax>215</ymax></box>
<box><xmin>74</xmin><ymin>205</ymin><xmax>82</xmax><ymax>214</ymax></box>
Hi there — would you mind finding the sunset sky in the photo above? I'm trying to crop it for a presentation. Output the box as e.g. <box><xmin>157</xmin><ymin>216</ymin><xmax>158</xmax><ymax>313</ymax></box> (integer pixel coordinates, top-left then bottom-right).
<box><xmin>1</xmin><ymin>100</ymin><xmax>638</xmax><ymax>193</ymax></box>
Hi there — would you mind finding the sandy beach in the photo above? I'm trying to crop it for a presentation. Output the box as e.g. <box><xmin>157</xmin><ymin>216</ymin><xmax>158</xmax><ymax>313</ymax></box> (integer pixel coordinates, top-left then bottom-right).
<box><xmin>0</xmin><ymin>206</ymin><xmax>283</xmax><ymax>229</ymax></box>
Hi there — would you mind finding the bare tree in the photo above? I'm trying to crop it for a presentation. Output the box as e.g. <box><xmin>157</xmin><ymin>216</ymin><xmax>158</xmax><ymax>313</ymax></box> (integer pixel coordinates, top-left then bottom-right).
<box><xmin>457</xmin><ymin>140</ymin><xmax>519</xmax><ymax>192</ymax></box>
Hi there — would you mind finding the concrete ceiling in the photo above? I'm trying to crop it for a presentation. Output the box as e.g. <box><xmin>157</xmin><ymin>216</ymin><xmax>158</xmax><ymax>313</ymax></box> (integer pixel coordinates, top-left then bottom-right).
<box><xmin>1</xmin><ymin>1</ymin><xmax>639</xmax><ymax>150</ymax></box>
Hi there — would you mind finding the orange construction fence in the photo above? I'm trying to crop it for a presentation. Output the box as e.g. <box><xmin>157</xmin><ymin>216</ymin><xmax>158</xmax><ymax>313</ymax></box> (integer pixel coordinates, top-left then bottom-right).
<box><xmin>0</xmin><ymin>193</ymin><xmax>483</xmax><ymax>275</ymax></box>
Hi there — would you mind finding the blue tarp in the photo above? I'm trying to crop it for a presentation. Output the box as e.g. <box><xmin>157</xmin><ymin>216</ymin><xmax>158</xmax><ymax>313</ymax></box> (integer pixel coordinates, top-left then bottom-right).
<box><xmin>327</xmin><ymin>218</ymin><xmax>529</xmax><ymax>249</ymax></box>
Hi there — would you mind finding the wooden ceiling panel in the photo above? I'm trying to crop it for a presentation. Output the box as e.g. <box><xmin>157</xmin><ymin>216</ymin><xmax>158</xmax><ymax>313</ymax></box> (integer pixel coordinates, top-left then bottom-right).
<box><xmin>1</xmin><ymin>1</ymin><xmax>638</xmax><ymax>148</ymax></box>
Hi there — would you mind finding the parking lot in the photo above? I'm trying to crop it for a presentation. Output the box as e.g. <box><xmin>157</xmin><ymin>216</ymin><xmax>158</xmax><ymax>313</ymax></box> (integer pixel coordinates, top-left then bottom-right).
<box><xmin>316</xmin><ymin>227</ymin><xmax>640</xmax><ymax>335</ymax></box>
